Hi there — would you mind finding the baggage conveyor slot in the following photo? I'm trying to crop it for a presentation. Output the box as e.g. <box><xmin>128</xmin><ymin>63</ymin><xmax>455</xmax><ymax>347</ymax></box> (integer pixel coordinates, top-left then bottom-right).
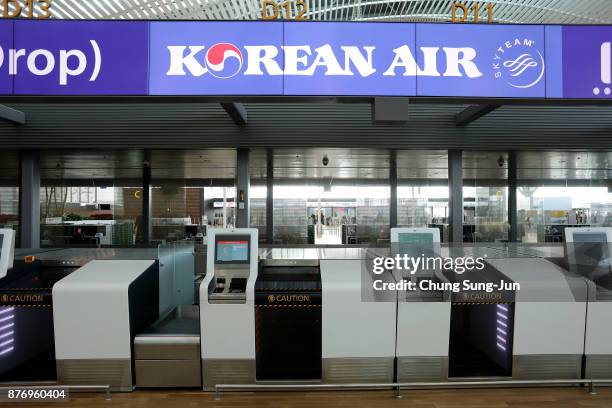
<box><xmin>134</xmin><ymin>305</ymin><xmax>201</xmax><ymax>388</ymax></box>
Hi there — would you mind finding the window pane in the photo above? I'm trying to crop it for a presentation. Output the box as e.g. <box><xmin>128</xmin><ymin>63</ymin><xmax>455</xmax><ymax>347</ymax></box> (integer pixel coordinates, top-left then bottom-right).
<box><xmin>40</xmin><ymin>185</ymin><xmax>140</xmax><ymax>247</ymax></box>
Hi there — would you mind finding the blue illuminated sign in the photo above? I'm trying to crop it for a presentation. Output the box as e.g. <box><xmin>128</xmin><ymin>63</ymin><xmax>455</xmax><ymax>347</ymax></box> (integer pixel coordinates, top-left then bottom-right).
<box><xmin>0</xmin><ymin>20</ymin><xmax>609</xmax><ymax>99</ymax></box>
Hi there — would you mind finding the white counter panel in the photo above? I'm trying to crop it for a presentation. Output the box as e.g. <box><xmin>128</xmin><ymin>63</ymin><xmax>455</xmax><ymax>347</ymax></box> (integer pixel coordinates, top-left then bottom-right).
<box><xmin>53</xmin><ymin>259</ymin><xmax>156</xmax><ymax>360</ymax></box>
<box><xmin>321</xmin><ymin>259</ymin><xmax>396</xmax><ymax>359</ymax></box>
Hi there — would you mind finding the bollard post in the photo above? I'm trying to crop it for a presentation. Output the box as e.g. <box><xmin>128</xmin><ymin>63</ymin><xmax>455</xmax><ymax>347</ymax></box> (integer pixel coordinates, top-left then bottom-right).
<box><xmin>589</xmin><ymin>381</ymin><xmax>597</xmax><ymax>395</ymax></box>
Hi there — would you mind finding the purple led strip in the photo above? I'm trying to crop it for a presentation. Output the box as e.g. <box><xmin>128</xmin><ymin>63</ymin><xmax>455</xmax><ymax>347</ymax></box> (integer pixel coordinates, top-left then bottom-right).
<box><xmin>0</xmin><ymin>307</ymin><xmax>15</xmax><ymax>356</ymax></box>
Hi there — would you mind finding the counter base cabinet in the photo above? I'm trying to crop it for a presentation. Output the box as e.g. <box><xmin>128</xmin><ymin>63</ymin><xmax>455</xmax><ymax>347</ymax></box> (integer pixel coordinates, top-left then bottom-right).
<box><xmin>585</xmin><ymin>355</ymin><xmax>612</xmax><ymax>379</ymax></box>
<box><xmin>202</xmin><ymin>359</ymin><xmax>255</xmax><ymax>391</ymax></box>
<box><xmin>57</xmin><ymin>359</ymin><xmax>133</xmax><ymax>392</ymax></box>
<box><xmin>322</xmin><ymin>357</ymin><xmax>393</xmax><ymax>383</ymax></box>
<box><xmin>396</xmin><ymin>356</ymin><xmax>448</xmax><ymax>382</ymax></box>
<box><xmin>512</xmin><ymin>355</ymin><xmax>582</xmax><ymax>380</ymax></box>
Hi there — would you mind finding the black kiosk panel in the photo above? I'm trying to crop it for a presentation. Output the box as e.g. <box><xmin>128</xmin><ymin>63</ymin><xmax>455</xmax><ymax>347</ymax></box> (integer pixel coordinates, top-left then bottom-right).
<box><xmin>255</xmin><ymin>261</ymin><xmax>321</xmax><ymax>381</ymax></box>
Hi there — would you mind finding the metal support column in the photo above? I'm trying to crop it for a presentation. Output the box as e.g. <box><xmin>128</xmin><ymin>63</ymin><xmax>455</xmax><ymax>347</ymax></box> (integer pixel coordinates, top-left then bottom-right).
<box><xmin>390</xmin><ymin>150</ymin><xmax>398</xmax><ymax>229</ymax></box>
<box><xmin>19</xmin><ymin>151</ymin><xmax>40</xmax><ymax>249</ymax></box>
<box><xmin>236</xmin><ymin>148</ymin><xmax>250</xmax><ymax>229</ymax></box>
<box><xmin>266</xmin><ymin>148</ymin><xmax>274</xmax><ymax>244</ymax></box>
<box><xmin>142</xmin><ymin>150</ymin><xmax>152</xmax><ymax>245</ymax></box>
<box><xmin>508</xmin><ymin>151</ymin><xmax>518</xmax><ymax>242</ymax></box>
<box><xmin>448</xmin><ymin>150</ymin><xmax>463</xmax><ymax>243</ymax></box>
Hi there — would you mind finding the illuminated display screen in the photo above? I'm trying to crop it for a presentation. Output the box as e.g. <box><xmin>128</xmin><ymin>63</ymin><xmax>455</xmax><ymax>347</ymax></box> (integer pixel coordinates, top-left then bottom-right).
<box><xmin>398</xmin><ymin>233</ymin><xmax>434</xmax><ymax>244</ymax></box>
<box><xmin>215</xmin><ymin>235</ymin><xmax>250</xmax><ymax>264</ymax></box>
<box><xmin>573</xmin><ymin>233</ymin><xmax>607</xmax><ymax>243</ymax></box>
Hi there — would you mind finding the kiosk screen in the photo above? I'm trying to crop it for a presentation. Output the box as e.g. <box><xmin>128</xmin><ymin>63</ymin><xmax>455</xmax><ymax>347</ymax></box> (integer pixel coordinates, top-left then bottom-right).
<box><xmin>215</xmin><ymin>235</ymin><xmax>250</xmax><ymax>264</ymax></box>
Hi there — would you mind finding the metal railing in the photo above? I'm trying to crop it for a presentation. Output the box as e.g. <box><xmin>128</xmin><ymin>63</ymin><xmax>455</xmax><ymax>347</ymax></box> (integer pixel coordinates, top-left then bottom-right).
<box><xmin>0</xmin><ymin>384</ymin><xmax>112</xmax><ymax>401</ymax></box>
<box><xmin>214</xmin><ymin>379</ymin><xmax>612</xmax><ymax>400</ymax></box>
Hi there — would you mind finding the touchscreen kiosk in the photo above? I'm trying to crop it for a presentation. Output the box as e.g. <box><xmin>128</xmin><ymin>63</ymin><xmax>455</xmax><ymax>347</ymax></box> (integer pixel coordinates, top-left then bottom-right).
<box><xmin>215</xmin><ymin>236</ymin><xmax>250</xmax><ymax>264</ymax></box>
<box><xmin>200</xmin><ymin>228</ymin><xmax>259</xmax><ymax>390</ymax></box>
<box><xmin>565</xmin><ymin>227</ymin><xmax>612</xmax><ymax>283</ymax></box>
<box><xmin>208</xmin><ymin>234</ymin><xmax>252</xmax><ymax>303</ymax></box>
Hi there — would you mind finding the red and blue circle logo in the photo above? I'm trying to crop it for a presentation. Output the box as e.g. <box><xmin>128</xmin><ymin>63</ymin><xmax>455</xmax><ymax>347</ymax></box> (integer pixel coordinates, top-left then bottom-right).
<box><xmin>205</xmin><ymin>43</ymin><xmax>244</xmax><ymax>79</ymax></box>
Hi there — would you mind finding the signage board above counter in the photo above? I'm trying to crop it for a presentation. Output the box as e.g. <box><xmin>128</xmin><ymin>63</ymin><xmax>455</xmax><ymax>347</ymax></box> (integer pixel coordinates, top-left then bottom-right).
<box><xmin>0</xmin><ymin>20</ymin><xmax>610</xmax><ymax>99</ymax></box>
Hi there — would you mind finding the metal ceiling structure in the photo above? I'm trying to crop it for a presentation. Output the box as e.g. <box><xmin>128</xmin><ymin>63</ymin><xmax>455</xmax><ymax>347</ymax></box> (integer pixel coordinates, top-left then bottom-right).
<box><xmin>37</xmin><ymin>0</ymin><xmax>612</xmax><ymax>24</ymax></box>
<box><xmin>3</xmin><ymin>148</ymin><xmax>611</xmax><ymax>182</ymax></box>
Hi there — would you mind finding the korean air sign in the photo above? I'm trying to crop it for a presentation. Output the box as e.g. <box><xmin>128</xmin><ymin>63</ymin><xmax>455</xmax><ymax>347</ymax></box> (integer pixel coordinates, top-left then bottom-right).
<box><xmin>0</xmin><ymin>20</ymin><xmax>610</xmax><ymax>99</ymax></box>
<box><xmin>149</xmin><ymin>22</ymin><xmax>548</xmax><ymax>97</ymax></box>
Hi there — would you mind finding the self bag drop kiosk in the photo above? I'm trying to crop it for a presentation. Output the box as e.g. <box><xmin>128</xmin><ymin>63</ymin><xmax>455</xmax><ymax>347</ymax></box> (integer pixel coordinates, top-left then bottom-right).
<box><xmin>200</xmin><ymin>230</ymin><xmax>397</xmax><ymax>389</ymax></box>
<box><xmin>200</xmin><ymin>229</ymin><xmax>258</xmax><ymax>389</ymax></box>
<box><xmin>200</xmin><ymin>230</ymin><xmax>324</xmax><ymax>387</ymax></box>
<box><xmin>53</xmin><ymin>260</ymin><xmax>159</xmax><ymax>391</ymax></box>
<box><xmin>392</xmin><ymin>228</ymin><xmax>452</xmax><ymax>382</ymax></box>
<box><xmin>0</xmin><ymin>230</ymin><xmax>83</xmax><ymax>383</ymax></box>
<box><xmin>392</xmin><ymin>227</ymin><xmax>587</xmax><ymax>382</ymax></box>
<box><xmin>320</xmin><ymin>248</ymin><xmax>396</xmax><ymax>383</ymax></box>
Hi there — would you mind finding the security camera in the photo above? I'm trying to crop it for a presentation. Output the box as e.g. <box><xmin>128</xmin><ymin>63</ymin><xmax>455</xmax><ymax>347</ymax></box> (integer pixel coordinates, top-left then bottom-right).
<box><xmin>497</xmin><ymin>156</ymin><xmax>505</xmax><ymax>168</ymax></box>
<box><xmin>322</xmin><ymin>155</ymin><xmax>329</xmax><ymax>166</ymax></box>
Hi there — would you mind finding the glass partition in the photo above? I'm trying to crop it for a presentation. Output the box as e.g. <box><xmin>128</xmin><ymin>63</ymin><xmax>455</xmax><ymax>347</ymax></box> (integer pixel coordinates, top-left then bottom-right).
<box><xmin>397</xmin><ymin>150</ymin><xmax>449</xmax><ymax>241</ymax></box>
<box><xmin>158</xmin><ymin>240</ymin><xmax>196</xmax><ymax>314</ymax></box>
<box><xmin>40</xmin><ymin>184</ymin><xmax>140</xmax><ymax>247</ymax></box>
<box><xmin>0</xmin><ymin>152</ymin><xmax>19</xmax><ymax>243</ymax></box>
<box><xmin>273</xmin><ymin>183</ymin><xmax>390</xmax><ymax>245</ymax></box>
<box><xmin>0</xmin><ymin>187</ymin><xmax>19</xmax><ymax>233</ymax></box>
<box><xmin>151</xmin><ymin>149</ymin><xmax>237</xmax><ymax>243</ymax></box>
<box><xmin>463</xmin><ymin>152</ymin><xmax>509</xmax><ymax>243</ymax></box>
<box><xmin>39</xmin><ymin>150</ymin><xmax>143</xmax><ymax>247</ymax></box>
<box><xmin>272</xmin><ymin>148</ymin><xmax>390</xmax><ymax>245</ymax></box>
<box><xmin>250</xmin><ymin>184</ymin><xmax>267</xmax><ymax>243</ymax></box>
<box><xmin>517</xmin><ymin>152</ymin><xmax>612</xmax><ymax>243</ymax></box>
<box><xmin>518</xmin><ymin>183</ymin><xmax>612</xmax><ymax>243</ymax></box>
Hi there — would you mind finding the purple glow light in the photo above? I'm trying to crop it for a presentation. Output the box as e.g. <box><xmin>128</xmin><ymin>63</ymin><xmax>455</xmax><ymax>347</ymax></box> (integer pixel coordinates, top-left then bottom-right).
<box><xmin>0</xmin><ymin>338</ymin><xmax>14</xmax><ymax>348</ymax></box>
<box><xmin>0</xmin><ymin>331</ymin><xmax>13</xmax><ymax>340</ymax></box>
<box><xmin>0</xmin><ymin>307</ymin><xmax>15</xmax><ymax>315</ymax></box>
<box><xmin>0</xmin><ymin>307</ymin><xmax>15</xmax><ymax>357</ymax></box>
<box><xmin>0</xmin><ymin>323</ymin><xmax>14</xmax><ymax>331</ymax></box>
<box><xmin>0</xmin><ymin>315</ymin><xmax>14</xmax><ymax>324</ymax></box>
<box><xmin>0</xmin><ymin>346</ymin><xmax>14</xmax><ymax>356</ymax></box>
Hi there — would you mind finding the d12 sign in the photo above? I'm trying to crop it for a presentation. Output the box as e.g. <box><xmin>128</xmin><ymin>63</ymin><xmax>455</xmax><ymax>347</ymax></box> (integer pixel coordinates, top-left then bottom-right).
<box><xmin>563</xmin><ymin>26</ymin><xmax>612</xmax><ymax>99</ymax></box>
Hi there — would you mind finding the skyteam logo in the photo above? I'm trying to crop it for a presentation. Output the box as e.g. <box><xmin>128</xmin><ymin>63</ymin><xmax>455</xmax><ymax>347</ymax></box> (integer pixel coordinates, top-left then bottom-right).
<box><xmin>492</xmin><ymin>38</ymin><xmax>545</xmax><ymax>89</ymax></box>
<box><xmin>205</xmin><ymin>43</ymin><xmax>243</xmax><ymax>79</ymax></box>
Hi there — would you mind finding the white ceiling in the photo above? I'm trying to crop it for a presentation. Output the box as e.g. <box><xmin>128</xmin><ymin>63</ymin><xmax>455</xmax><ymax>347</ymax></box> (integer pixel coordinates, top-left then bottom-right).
<box><xmin>31</xmin><ymin>0</ymin><xmax>612</xmax><ymax>24</ymax></box>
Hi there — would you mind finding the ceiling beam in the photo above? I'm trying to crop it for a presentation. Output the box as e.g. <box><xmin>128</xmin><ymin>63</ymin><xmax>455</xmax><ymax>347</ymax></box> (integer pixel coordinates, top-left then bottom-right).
<box><xmin>456</xmin><ymin>104</ymin><xmax>501</xmax><ymax>126</ymax></box>
<box><xmin>221</xmin><ymin>102</ymin><xmax>248</xmax><ymax>126</ymax></box>
<box><xmin>0</xmin><ymin>105</ymin><xmax>25</xmax><ymax>125</ymax></box>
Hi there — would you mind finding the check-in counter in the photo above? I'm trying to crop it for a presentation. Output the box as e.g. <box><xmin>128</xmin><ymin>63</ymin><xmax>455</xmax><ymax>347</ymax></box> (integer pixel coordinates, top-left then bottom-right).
<box><xmin>53</xmin><ymin>260</ymin><xmax>159</xmax><ymax>391</ymax></box>
<box><xmin>319</xmin><ymin>248</ymin><xmax>396</xmax><ymax>383</ymax></box>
